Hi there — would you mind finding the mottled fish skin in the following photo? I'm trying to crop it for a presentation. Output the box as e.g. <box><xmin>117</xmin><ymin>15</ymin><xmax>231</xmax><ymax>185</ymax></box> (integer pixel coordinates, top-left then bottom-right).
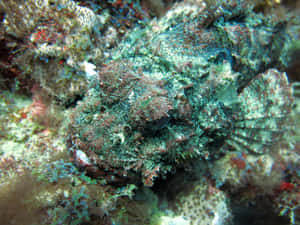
<box><xmin>67</xmin><ymin>0</ymin><xmax>296</xmax><ymax>186</ymax></box>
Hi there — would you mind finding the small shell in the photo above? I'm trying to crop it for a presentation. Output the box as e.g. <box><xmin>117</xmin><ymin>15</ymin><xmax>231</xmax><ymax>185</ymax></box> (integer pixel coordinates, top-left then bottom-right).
<box><xmin>75</xmin><ymin>150</ymin><xmax>91</xmax><ymax>167</ymax></box>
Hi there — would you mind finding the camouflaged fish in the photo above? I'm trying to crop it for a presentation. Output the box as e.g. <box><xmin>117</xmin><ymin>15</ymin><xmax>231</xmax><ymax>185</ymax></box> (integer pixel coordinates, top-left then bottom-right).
<box><xmin>67</xmin><ymin>0</ymin><xmax>295</xmax><ymax>186</ymax></box>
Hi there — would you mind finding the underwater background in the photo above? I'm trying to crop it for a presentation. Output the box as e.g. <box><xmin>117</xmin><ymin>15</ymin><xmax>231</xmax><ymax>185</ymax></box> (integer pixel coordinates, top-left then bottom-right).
<box><xmin>0</xmin><ymin>0</ymin><xmax>299</xmax><ymax>225</ymax></box>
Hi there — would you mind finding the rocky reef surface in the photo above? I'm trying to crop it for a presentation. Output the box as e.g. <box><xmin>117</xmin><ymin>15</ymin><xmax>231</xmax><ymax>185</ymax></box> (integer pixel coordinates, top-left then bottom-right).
<box><xmin>0</xmin><ymin>0</ymin><xmax>299</xmax><ymax>225</ymax></box>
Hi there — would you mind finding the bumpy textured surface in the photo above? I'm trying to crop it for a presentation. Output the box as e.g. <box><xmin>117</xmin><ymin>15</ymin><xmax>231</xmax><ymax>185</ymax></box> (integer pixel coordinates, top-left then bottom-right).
<box><xmin>175</xmin><ymin>180</ymin><xmax>231</xmax><ymax>225</ymax></box>
<box><xmin>67</xmin><ymin>0</ymin><xmax>295</xmax><ymax>186</ymax></box>
<box><xmin>1</xmin><ymin>0</ymin><xmax>106</xmax><ymax>101</ymax></box>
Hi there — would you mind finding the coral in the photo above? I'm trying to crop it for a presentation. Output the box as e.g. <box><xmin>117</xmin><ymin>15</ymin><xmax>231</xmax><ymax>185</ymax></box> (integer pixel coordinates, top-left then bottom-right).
<box><xmin>1</xmin><ymin>0</ymin><xmax>108</xmax><ymax>102</ymax></box>
<box><xmin>210</xmin><ymin>152</ymin><xmax>284</xmax><ymax>191</ymax></box>
<box><xmin>1</xmin><ymin>0</ymin><xmax>101</xmax><ymax>38</ymax></box>
<box><xmin>272</xmin><ymin>144</ymin><xmax>300</xmax><ymax>225</ymax></box>
<box><xmin>209</xmin><ymin>96</ymin><xmax>299</xmax><ymax>224</ymax></box>
<box><xmin>0</xmin><ymin>92</ymin><xmax>117</xmax><ymax>225</ymax></box>
<box><xmin>175</xmin><ymin>180</ymin><xmax>232</xmax><ymax>225</ymax></box>
<box><xmin>0</xmin><ymin>92</ymin><xmax>68</xmax><ymax>185</ymax></box>
<box><xmin>276</xmin><ymin>183</ymin><xmax>300</xmax><ymax>225</ymax></box>
<box><xmin>1</xmin><ymin>0</ymin><xmax>41</xmax><ymax>38</ymax></box>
